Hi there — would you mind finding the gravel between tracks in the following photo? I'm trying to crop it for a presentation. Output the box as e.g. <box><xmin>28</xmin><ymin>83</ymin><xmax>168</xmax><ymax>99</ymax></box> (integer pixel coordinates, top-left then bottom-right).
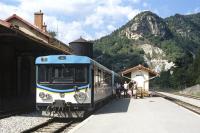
<box><xmin>0</xmin><ymin>112</ymin><xmax>50</xmax><ymax>133</ymax></box>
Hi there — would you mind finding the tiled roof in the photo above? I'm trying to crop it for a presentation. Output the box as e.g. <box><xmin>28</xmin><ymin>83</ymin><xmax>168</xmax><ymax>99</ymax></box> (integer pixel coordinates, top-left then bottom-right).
<box><xmin>0</xmin><ymin>14</ymin><xmax>72</xmax><ymax>54</ymax></box>
<box><xmin>0</xmin><ymin>19</ymin><xmax>11</xmax><ymax>28</ymax></box>
<box><xmin>5</xmin><ymin>14</ymin><xmax>51</xmax><ymax>37</ymax></box>
<box><xmin>121</xmin><ymin>64</ymin><xmax>158</xmax><ymax>76</ymax></box>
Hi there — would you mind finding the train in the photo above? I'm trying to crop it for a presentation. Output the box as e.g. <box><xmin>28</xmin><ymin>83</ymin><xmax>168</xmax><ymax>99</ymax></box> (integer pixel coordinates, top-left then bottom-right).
<box><xmin>35</xmin><ymin>55</ymin><xmax>120</xmax><ymax>117</ymax></box>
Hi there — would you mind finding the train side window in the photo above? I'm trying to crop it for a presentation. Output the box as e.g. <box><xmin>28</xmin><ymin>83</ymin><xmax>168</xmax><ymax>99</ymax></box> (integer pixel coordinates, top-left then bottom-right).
<box><xmin>98</xmin><ymin>69</ymin><xmax>101</xmax><ymax>85</ymax></box>
<box><xmin>94</xmin><ymin>68</ymin><xmax>98</xmax><ymax>87</ymax></box>
<box><xmin>107</xmin><ymin>74</ymin><xmax>112</xmax><ymax>86</ymax></box>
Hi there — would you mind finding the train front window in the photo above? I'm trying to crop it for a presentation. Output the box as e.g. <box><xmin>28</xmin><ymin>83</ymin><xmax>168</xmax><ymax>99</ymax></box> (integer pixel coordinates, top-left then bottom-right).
<box><xmin>75</xmin><ymin>66</ymin><xmax>87</xmax><ymax>83</ymax></box>
<box><xmin>37</xmin><ymin>65</ymin><xmax>88</xmax><ymax>84</ymax></box>
<box><xmin>52</xmin><ymin>66</ymin><xmax>74</xmax><ymax>83</ymax></box>
<box><xmin>38</xmin><ymin>65</ymin><xmax>51</xmax><ymax>83</ymax></box>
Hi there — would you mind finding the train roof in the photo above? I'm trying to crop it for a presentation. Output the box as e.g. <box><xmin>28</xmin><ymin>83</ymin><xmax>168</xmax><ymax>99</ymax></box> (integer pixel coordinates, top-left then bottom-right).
<box><xmin>36</xmin><ymin>55</ymin><xmax>113</xmax><ymax>73</ymax></box>
<box><xmin>36</xmin><ymin>55</ymin><xmax>91</xmax><ymax>64</ymax></box>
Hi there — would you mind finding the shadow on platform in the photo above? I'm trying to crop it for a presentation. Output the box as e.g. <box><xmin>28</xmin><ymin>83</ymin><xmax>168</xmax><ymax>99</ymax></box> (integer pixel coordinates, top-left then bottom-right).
<box><xmin>95</xmin><ymin>98</ymin><xmax>131</xmax><ymax>115</ymax></box>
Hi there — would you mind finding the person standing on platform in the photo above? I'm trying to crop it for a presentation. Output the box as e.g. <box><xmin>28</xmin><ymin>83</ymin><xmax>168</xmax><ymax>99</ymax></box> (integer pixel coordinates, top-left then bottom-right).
<box><xmin>120</xmin><ymin>83</ymin><xmax>124</xmax><ymax>98</ymax></box>
<box><xmin>129</xmin><ymin>81</ymin><xmax>134</xmax><ymax>97</ymax></box>
<box><xmin>123</xmin><ymin>81</ymin><xmax>128</xmax><ymax>98</ymax></box>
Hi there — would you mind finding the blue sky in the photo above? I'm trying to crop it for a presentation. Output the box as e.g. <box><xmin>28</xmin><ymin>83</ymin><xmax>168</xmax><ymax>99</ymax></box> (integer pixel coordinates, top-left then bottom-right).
<box><xmin>0</xmin><ymin>0</ymin><xmax>199</xmax><ymax>44</ymax></box>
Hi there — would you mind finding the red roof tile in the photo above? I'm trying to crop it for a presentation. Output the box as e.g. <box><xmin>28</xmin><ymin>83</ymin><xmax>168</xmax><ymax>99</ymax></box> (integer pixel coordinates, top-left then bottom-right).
<box><xmin>0</xmin><ymin>19</ymin><xmax>11</xmax><ymax>28</ymax></box>
<box><xmin>5</xmin><ymin>14</ymin><xmax>51</xmax><ymax>38</ymax></box>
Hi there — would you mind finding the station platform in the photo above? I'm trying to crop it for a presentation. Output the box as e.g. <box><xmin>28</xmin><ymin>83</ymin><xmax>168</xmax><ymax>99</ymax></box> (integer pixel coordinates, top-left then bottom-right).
<box><xmin>158</xmin><ymin>92</ymin><xmax>200</xmax><ymax>107</ymax></box>
<box><xmin>70</xmin><ymin>97</ymin><xmax>200</xmax><ymax>133</ymax></box>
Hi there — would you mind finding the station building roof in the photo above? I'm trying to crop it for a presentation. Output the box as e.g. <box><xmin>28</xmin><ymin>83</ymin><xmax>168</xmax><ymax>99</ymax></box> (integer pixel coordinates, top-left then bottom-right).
<box><xmin>0</xmin><ymin>13</ymin><xmax>72</xmax><ymax>54</ymax></box>
<box><xmin>121</xmin><ymin>64</ymin><xmax>158</xmax><ymax>77</ymax></box>
<box><xmin>5</xmin><ymin>14</ymin><xmax>51</xmax><ymax>38</ymax></box>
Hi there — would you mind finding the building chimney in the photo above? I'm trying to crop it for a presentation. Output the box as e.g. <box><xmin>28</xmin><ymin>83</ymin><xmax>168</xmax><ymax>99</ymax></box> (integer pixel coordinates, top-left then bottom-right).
<box><xmin>42</xmin><ymin>22</ymin><xmax>47</xmax><ymax>32</ymax></box>
<box><xmin>34</xmin><ymin>10</ymin><xmax>43</xmax><ymax>30</ymax></box>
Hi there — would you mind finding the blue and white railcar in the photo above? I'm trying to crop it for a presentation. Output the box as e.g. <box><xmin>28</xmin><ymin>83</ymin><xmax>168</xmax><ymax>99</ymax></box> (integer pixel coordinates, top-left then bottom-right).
<box><xmin>35</xmin><ymin>55</ymin><xmax>115</xmax><ymax>116</ymax></box>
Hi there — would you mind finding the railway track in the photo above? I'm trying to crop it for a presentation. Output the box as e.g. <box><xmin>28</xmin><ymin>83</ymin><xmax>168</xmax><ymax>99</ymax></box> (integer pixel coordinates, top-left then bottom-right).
<box><xmin>22</xmin><ymin>118</ymin><xmax>80</xmax><ymax>133</ymax></box>
<box><xmin>155</xmin><ymin>92</ymin><xmax>200</xmax><ymax>115</ymax></box>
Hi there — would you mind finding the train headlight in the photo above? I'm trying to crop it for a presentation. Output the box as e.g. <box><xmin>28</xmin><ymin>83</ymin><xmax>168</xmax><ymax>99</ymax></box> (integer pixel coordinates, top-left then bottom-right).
<box><xmin>60</xmin><ymin>93</ymin><xmax>65</xmax><ymax>98</ymax></box>
<box><xmin>39</xmin><ymin>92</ymin><xmax>51</xmax><ymax>100</ymax></box>
<box><xmin>74</xmin><ymin>92</ymin><xmax>87</xmax><ymax>103</ymax></box>
<box><xmin>39</xmin><ymin>92</ymin><xmax>45</xmax><ymax>99</ymax></box>
<box><xmin>45</xmin><ymin>93</ymin><xmax>51</xmax><ymax>99</ymax></box>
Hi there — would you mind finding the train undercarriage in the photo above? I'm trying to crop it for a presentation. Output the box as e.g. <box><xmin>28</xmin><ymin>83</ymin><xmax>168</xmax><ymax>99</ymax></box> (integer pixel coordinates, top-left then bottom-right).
<box><xmin>36</xmin><ymin>100</ymin><xmax>93</xmax><ymax>118</ymax></box>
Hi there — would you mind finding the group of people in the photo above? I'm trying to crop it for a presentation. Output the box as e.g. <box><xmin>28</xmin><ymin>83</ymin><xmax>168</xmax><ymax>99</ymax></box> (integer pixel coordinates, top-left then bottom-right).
<box><xmin>115</xmin><ymin>80</ymin><xmax>137</xmax><ymax>98</ymax></box>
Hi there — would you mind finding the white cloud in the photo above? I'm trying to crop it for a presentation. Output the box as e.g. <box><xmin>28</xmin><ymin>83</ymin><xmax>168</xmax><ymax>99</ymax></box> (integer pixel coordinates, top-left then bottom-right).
<box><xmin>17</xmin><ymin>0</ymin><xmax>96</xmax><ymax>14</ymax></box>
<box><xmin>0</xmin><ymin>0</ymin><xmax>142</xmax><ymax>43</ymax></box>
<box><xmin>84</xmin><ymin>14</ymin><xmax>104</xmax><ymax>29</ymax></box>
<box><xmin>187</xmin><ymin>7</ymin><xmax>200</xmax><ymax>14</ymax></box>
<box><xmin>45</xmin><ymin>15</ymin><xmax>93</xmax><ymax>43</ymax></box>
<box><xmin>84</xmin><ymin>2</ymin><xmax>141</xmax><ymax>29</ymax></box>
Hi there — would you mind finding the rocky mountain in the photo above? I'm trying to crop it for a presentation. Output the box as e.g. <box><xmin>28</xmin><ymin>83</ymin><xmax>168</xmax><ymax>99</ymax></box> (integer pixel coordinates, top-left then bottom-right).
<box><xmin>93</xmin><ymin>11</ymin><xmax>200</xmax><ymax>89</ymax></box>
<box><xmin>121</xmin><ymin>11</ymin><xmax>171</xmax><ymax>39</ymax></box>
<box><xmin>94</xmin><ymin>11</ymin><xmax>177</xmax><ymax>72</ymax></box>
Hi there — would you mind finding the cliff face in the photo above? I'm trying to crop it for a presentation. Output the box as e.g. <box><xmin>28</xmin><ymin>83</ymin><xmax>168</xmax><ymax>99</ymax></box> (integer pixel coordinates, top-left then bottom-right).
<box><xmin>121</xmin><ymin>11</ymin><xmax>171</xmax><ymax>40</ymax></box>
